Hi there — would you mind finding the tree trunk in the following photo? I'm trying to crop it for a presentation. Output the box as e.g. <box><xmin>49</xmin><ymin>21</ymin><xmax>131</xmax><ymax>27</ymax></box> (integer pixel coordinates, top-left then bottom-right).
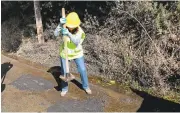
<box><xmin>34</xmin><ymin>0</ymin><xmax>44</xmax><ymax>43</ymax></box>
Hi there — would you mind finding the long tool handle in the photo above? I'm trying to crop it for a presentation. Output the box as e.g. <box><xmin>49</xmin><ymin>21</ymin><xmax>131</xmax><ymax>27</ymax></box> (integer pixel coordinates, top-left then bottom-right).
<box><xmin>62</xmin><ymin>8</ymin><xmax>70</xmax><ymax>75</ymax></box>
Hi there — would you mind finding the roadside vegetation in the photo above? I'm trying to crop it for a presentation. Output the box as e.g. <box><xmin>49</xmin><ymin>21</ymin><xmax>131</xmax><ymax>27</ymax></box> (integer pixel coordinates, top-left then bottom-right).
<box><xmin>1</xmin><ymin>1</ymin><xmax>180</xmax><ymax>103</ymax></box>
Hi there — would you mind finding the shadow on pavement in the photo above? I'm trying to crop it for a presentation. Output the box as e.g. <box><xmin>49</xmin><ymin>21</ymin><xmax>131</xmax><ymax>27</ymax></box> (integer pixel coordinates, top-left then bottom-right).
<box><xmin>47</xmin><ymin>66</ymin><xmax>83</xmax><ymax>91</ymax></box>
<box><xmin>47</xmin><ymin>66</ymin><xmax>62</xmax><ymax>91</ymax></box>
<box><xmin>71</xmin><ymin>79</ymin><xmax>83</xmax><ymax>90</ymax></box>
<box><xmin>1</xmin><ymin>62</ymin><xmax>13</xmax><ymax>92</ymax></box>
<box><xmin>130</xmin><ymin>88</ymin><xmax>180</xmax><ymax>112</ymax></box>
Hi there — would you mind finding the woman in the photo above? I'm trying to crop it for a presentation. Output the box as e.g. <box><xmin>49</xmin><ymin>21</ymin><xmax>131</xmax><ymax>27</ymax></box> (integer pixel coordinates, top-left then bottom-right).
<box><xmin>54</xmin><ymin>12</ymin><xmax>92</xmax><ymax>96</ymax></box>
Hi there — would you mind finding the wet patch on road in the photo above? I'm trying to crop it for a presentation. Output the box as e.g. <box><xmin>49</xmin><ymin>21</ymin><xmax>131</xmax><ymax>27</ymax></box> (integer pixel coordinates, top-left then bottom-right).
<box><xmin>10</xmin><ymin>74</ymin><xmax>54</xmax><ymax>91</ymax></box>
<box><xmin>47</xmin><ymin>97</ymin><xmax>105</xmax><ymax>112</ymax></box>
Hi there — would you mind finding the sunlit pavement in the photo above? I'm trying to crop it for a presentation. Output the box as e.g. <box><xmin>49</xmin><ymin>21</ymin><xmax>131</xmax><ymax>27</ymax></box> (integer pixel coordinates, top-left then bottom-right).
<box><xmin>1</xmin><ymin>54</ymin><xmax>141</xmax><ymax>112</ymax></box>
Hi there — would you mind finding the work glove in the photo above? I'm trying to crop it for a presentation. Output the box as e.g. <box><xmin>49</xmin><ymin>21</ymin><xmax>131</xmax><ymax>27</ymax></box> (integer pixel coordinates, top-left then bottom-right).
<box><xmin>60</xmin><ymin>17</ymin><xmax>66</xmax><ymax>24</ymax></box>
<box><xmin>54</xmin><ymin>24</ymin><xmax>61</xmax><ymax>37</ymax></box>
<box><xmin>57</xmin><ymin>24</ymin><xmax>61</xmax><ymax>31</ymax></box>
<box><xmin>61</xmin><ymin>28</ymin><xmax>69</xmax><ymax>35</ymax></box>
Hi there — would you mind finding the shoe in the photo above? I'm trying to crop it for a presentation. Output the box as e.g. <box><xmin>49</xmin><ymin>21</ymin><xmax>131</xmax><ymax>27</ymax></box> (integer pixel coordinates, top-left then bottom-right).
<box><xmin>85</xmin><ymin>88</ymin><xmax>92</xmax><ymax>94</ymax></box>
<box><xmin>61</xmin><ymin>91</ymin><xmax>68</xmax><ymax>96</ymax></box>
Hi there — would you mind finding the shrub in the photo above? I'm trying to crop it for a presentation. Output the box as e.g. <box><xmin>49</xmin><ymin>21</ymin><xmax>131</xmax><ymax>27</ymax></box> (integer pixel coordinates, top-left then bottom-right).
<box><xmin>1</xmin><ymin>17</ymin><xmax>22</xmax><ymax>52</ymax></box>
<box><xmin>83</xmin><ymin>1</ymin><xmax>180</xmax><ymax>95</ymax></box>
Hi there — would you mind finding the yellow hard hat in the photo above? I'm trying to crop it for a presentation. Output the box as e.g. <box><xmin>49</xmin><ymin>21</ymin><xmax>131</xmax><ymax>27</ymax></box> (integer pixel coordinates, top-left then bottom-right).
<box><xmin>66</xmin><ymin>12</ymin><xmax>81</xmax><ymax>28</ymax></box>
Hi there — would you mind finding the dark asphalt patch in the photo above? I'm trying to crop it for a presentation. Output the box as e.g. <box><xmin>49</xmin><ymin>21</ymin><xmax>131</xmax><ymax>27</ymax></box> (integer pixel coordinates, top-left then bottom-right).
<box><xmin>47</xmin><ymin>97</ymin><xmax>105</xmax><ymax>112</ymax></box>
<box><xmin>10</xmin><ymin>74</ymin><xmax>54</xmax><ymax>91</ymax></box>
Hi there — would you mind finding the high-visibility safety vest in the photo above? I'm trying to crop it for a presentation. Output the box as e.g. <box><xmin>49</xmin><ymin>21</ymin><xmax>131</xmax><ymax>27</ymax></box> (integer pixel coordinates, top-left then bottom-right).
<box><xmin>59</xmin><ymin>27</ymin><xmax>85</xmax><ymax>60</ymax></box>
